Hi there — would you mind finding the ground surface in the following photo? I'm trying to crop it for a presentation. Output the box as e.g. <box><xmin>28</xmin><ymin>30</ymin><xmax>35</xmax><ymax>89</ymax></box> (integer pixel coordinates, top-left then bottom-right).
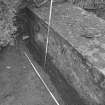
<box><xmin>0</xmin><ymin>40</ymin><xmax>60</xmax><ymax>105</ymax></box>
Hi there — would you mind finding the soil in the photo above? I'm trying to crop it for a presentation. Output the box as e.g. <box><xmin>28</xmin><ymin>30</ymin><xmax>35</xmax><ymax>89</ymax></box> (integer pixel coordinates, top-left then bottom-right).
<box><xmin>0</xmin><ymin>40</ymin><xmax>60</xmax><ymax>105</ymax></box>
<box><xmin>2</xmin><ymin>2</ymin><xmax>105</xmax><ymax>105</ymax></box>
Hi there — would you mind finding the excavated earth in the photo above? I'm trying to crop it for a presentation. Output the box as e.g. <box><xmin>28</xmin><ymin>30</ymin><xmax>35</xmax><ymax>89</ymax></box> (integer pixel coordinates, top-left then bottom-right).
<box><xmin>1</xmin><ymin>2</ymin><xmax>105</xmax><ymax>105</ymax></box>
<box><xmin>0</xmin><ymin>40</ymin><xmax>61</xmax><ymax>105</ymax></box>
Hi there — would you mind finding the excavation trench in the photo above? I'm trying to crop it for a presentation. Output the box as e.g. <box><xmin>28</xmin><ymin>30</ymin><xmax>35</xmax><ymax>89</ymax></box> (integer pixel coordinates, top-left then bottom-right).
<box><xmin>1</xmin><ymin>1</ymin><xmax>105</xmax><ymax>105</ymax></box>
<box><xmin>16</xmin><ymin>7</ymin><xmax>87</xmax><ymax>105</ymax></box>
<box><xmin>15</xmin><ymin>3</ymin><xmax>105</xmax><ymax>104</ymax></box>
